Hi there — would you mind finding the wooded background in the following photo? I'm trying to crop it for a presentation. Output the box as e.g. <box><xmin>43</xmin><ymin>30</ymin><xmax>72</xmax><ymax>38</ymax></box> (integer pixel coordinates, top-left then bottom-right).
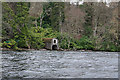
<box><xmin>1</xmin><ymin>2</ymin><xmax>120</xmax><ymax>51</ymax></box>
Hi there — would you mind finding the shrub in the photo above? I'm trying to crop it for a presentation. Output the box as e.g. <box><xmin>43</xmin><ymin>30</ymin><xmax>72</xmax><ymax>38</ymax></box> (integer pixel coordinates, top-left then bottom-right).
<box><xmin>56</xmin><ymin>33</ymin><xmax>71</xmax><ymax>49</ymax></box>
<box><xmin>3</xmin><ymin>39</ymin><xmax>18</xmax><ymax>49</ymax></box>
<box><xmin>100</xmin><ymin>41</ymin><xmax>118</xmax><ymax>52</ymax></box>
<box><xmin>0</xmin><ymin>42</ymin><xmax>3</xmax><ymax>47</ymax></box>
<box><xmin>57</xmin><ymin>33</ymin><xmax>95</xmax><ymax>50</ymax></box>
<box><xmin>75</xmin><ymin>36</ymin><xmax>95</xmax><ymax>50</ymax></box>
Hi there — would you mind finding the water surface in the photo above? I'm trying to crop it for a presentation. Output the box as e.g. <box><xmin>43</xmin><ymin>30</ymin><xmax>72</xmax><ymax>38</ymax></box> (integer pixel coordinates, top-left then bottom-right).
<box><xmin>2</xmin><ymin>51</ymin><xmax>118</xmax><ymax>78</ymax></box>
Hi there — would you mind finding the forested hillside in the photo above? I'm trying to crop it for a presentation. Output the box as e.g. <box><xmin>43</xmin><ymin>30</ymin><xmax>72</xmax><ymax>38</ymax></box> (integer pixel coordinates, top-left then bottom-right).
<box><xmin>1</xmin><ymin>2</ymin><xmax>120</xmax><ymax>51</ymax></box>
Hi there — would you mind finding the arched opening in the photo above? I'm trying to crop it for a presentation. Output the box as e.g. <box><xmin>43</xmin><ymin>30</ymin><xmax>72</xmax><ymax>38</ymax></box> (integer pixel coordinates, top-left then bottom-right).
<box><xmin>52</xmin><ymin>45</ymin><xmax>58</xmax><ymax>50</ymax></box>
<box><xmin>54</xmin><ymin>40</ymin><xmax>56</xmax><ymax>43</ymax></box>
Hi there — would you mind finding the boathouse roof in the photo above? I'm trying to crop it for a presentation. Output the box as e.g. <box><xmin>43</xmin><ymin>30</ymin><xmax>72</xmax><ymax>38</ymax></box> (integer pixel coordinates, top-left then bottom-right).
<box><xmin>43</xmin><ymin>38</ymin><xmax>57</xmax><ymax>43</ymax></box>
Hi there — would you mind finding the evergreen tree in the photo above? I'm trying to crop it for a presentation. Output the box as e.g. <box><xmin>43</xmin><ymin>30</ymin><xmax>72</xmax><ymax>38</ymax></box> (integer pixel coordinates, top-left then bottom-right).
<box><xmin>42</xmin><ymin>2</ymin><xmax>65</xmax><ymax>31</ymax></box>
<box><xmin>2</xmin><ymin>2</ymin><xmax>31</xmax><ymax>48</ymax></box>
<box><xmin>83</xmin><ymin>3</ymin><xmax>93</xmax><ymax>37</ymax></box>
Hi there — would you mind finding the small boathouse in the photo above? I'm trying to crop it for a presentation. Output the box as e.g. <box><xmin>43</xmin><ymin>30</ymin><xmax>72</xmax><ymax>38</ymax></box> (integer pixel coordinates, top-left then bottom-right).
<box><xmin>43</xmin><ymin>38</ymin><xmax>59</xmax><ymax>50</ymax></box>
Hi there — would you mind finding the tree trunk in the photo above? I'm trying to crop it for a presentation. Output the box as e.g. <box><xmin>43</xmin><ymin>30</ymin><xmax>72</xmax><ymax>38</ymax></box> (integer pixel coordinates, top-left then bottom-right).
<box><xmin>26</xmin><ymin>40</ymin><xmax>30</xmax><ymax>49</ymax></box>
<box><xmin>35</xmin><ymin>19</ymin><xmax>37</xmax><ymax>27</ymax></box>
<box><xmin>59</xmin><ymin>9</ymin><xmax>62</xmax><ymax>33</ymax></box>
<box><xmin>93</xmin><ymin>19</ymin><xmax>98</xmax><ymax>37</ymax></box>
<box><xmin>40</xmin><ymin>15</ymin><xmax>44</xmax><ymax>27</ymax></box>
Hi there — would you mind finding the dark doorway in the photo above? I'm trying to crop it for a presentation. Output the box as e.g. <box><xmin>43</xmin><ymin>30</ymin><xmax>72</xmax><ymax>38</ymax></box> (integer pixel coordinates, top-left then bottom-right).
<box><xmin>52</xmin><ymin>45</ymin><xmax>58</xmax><ymax>50</ymax></box>
<box><xmin>54</xmin><ymin>40</ymin><xmax>56</xmax><ymax>43</ymax></box>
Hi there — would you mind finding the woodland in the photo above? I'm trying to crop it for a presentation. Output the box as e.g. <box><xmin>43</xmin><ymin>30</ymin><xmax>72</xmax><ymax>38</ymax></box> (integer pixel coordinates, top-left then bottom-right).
<box><xmin>1</xmin><ymin>2</ymin><xmax>120</xmax><ymax>51</ymax></box>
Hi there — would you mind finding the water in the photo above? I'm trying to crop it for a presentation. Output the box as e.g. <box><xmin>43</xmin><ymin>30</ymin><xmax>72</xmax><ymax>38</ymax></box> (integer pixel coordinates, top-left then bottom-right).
<box><xmin>2</xmin><ymin>51</ymin><xmax>118</xmax><ymax>78</ymax></box>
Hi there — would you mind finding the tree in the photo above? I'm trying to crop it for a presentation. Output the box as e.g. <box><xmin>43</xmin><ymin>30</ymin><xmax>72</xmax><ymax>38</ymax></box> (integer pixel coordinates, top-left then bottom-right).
<box><xmin>83</xmin><ymin>3</ymin><xmax>93</xmax><ymax>37</ymax></box>
<box><xmin>42</xmin><ymin>2</ymin><xmax>65</xmax><ymax>31</ymax></box>
<box><xmin>2</xmin><ymin>2</ymin><xmax>31</xmax><ymax>48</ymax></box>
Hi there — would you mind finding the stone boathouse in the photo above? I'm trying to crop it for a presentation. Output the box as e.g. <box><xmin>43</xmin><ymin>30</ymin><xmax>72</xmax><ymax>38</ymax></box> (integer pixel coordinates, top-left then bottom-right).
<box><xmin>43</xmin><ymin>38</ymin><xmax>59</xmax><ymax>50</ymax></box>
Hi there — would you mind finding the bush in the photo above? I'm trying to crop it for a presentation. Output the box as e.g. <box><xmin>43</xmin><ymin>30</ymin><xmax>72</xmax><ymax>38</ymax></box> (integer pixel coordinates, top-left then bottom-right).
<box><xmin>56</xmin><ymin>33</ymin><xmax>71</xmax><ymax>49</ymax></box>
<box><xmin>100</xmin><ymin>41</ymin><xmax>118</xmax><ymax>52</ymax></box>
<box><xmin>29</xmin><ymin>37</ymin><xmax>45</xmax><ymax>49</ymax></box>
<box><xmin>3</xmin><ymin>39</ymin><xmax>18</xmax><ymax>49</ymax></box>
<box><xmin>75</xmin><ymin>36</ymin><xmax>95</xmax><ymax>50</ymax></box>
<box><xmin>57</xmin><ymin>33</ymin><xmax>95</xmax><ymax>50</ymax></box>
<box><xmin>0</xmin><ymin>42</ymin><xmax>3</xmax><ymax>47</ymax></box>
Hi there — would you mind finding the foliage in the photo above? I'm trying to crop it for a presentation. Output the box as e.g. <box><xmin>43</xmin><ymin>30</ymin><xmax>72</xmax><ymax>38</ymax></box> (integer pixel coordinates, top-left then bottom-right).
<box><xmin>2</xmin><ymin>2</ymin><xmax>119</xmax><ymax>51</ymax></box>
<box><xmin>16</xmin><ymin>27</ymin><xmax>59</xmax><ymax>49</ymax></box>
<box><xmin>75</xmin><ymin>36</ymin><xmax>95</xmax><ymax>50</ymax></box>
<box><xmin>100</xmin><ymin>41</ymin><xmax>118</xmax><ymax>52</ymax></box>
<box><xmin>56</xmin><ymin>33</ymin><xmax>71</xmax><ymax>49</ymax></box>
<box><xmin>0</xmin><ymin>43</ymin><xmax>3</xmax><ymax>47</ymax></box>
<box><xmin>2</xmin><ymin>39</ymin><xmax>18</xmax><ymax>49</ymax></box>
<box><xmin>27</xmin><ymin>27</ymin><xmax>58</xmax><ymax>49</ymax></box>
<box><xmin>2</xmin><ymin>2</ymin><xmax>30</xmax><ymax>38</ymax></box>
<box><xmin>57</xmin><ymin>33</ymin><xmax>95</xmax><ymax>50</ymax></box>
<box><xmin>118</xmin><ymin>45</ymin><xmax>120</xmax><ymax>51</ymax></box>
<box><xmin>83</xmin><ymin>3</ymin><xmax>93</xmax><ymax>37</ymax></box>
<box><xmin>42</xmin><ymin>2</ymin><xmax>65</xmax><ymax>31</ymax></box>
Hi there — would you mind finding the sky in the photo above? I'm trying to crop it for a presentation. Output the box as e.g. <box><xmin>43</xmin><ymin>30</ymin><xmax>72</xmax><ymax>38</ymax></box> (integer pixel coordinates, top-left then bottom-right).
<box><xmin>70</xmin><ymin>0</ymin><xmax>112</xmax><ymax>7</ymax></box>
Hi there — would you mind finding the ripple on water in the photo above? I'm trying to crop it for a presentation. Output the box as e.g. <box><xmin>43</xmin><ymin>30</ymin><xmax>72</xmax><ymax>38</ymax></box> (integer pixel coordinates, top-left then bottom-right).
<box><xmin>2</xmin><ymin>51</ymin><xmax>118</xmax><ymax>78</ymax></box>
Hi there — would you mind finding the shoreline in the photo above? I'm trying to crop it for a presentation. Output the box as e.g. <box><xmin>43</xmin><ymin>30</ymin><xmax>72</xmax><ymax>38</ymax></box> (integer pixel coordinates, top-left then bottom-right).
<box><xmin>0</xmin><ymin>48</ymin><xmax>118</xmax><ymax>52</ymax></box>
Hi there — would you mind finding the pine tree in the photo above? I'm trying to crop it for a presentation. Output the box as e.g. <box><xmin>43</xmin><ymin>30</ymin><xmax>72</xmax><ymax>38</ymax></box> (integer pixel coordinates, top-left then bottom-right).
<box><xmin>83</xmin><ymin>3</ymin><xmax>93</xmax><ymax>37</ymax></box>
<box><xmin>42</xmin><ymin>2</ymin><xmax>65</xmax><ymax>31</ymax></box>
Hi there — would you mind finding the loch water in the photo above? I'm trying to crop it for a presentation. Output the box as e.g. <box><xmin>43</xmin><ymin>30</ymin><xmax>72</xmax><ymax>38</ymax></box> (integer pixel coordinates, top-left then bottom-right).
<box><xmin>2</xmin><ymin>51</ymin><xmax>118</xmax><ymax>78</ymax></box>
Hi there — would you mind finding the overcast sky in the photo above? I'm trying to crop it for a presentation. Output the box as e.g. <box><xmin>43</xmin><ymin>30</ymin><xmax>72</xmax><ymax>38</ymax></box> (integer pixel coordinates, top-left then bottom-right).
<box><xmin>70</xmin><ymin>0</ymin><xmax>112</xmax><ymax>7</ymax></box>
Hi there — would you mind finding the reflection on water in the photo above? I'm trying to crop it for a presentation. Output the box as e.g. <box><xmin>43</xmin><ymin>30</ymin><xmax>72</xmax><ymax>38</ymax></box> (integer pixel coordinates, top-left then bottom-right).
<box><xmin>2</xmin><ymin>51</ymin><xmax>118</xmax><ymax>78</ymax></box>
